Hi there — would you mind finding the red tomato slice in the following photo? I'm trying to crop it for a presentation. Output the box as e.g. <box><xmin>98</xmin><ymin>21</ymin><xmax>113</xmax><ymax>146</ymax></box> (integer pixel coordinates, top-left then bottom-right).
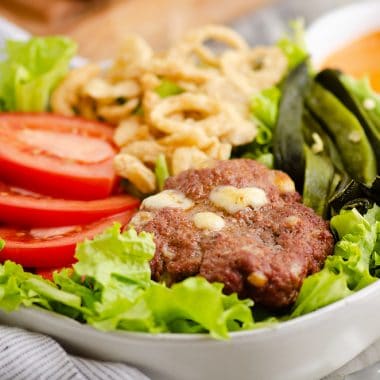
<box><xmin>0</xmin><ymin>182</ymin><xmax>140</xmax><ymax>227</ymax></box>
<box><xmin>36</xmin><ymin>267</ymin><xmax>67</xmax><ymax>281</ymax></box>
<box><xmin>0</xmin><ymin>210</ymin><xmax>136</xmax><ymax>268</ymax></box>
<box><xmin>0</xmin><ymin>113</ymin><xmax>117</xmax><ymax>200</ymax></box>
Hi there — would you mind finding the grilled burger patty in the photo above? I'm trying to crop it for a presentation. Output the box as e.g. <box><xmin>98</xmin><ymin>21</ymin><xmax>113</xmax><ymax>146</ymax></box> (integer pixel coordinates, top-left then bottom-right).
<box><xmin>131</xmin><ymin>159</ymin><xmax>334</xmax><ymax>310</ymax></box>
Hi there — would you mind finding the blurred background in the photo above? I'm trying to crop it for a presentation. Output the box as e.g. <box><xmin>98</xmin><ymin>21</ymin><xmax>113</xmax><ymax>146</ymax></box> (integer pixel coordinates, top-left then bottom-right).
<box><xmin>0</xmin><ymin>0</ymin><xmax>357</xmax><ymax>60</ymax></box>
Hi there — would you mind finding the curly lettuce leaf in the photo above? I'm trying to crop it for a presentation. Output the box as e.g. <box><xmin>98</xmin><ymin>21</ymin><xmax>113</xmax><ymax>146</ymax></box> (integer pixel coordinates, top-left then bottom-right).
<box><xmin>0</xmin><ymin>225</ymin><xmax>254</xmax><ymax>339</ymax></box>
<box><xmin>369</xmin><ymin>208</ymin><xmax>380</xmax><ymax>277</ymax></box>
<box><xmin>243</xmin><ymin>152</ymin><xmax>274</xmax><ymax>168</ymax></box>
<box><xmin>155</xmin><ymin>153</ymin><xmax>170</xmax><ymax>191</ymax></box>
<box><xmin>250</xmin><ymin>86</ymin><xmax>281</xmax><ymax>128</ymax></box>
<box><xmin>292</xmin><ymin>206</ymin><xmax>379</xmax><ymax>317</ymax></box>
<box><xmin>371</xmin><ymin>250</ymin><xmax>380</xmax><ymax>277</ymax></box>
<box><xmin>238</xmin><ymin>86</ymin><xmax>280</xmax><ymax>168</ymax></box>
<box><xmin>0</xmin><ymin>261</ymin><xmax>84</xmax><ymax>316</ymax></box>
<box><xmin>53</xmin><ymin>269</ymin><xmax>99</xmax><ymax>311</ymax></box>
<box><xmin>0</xmin><ymin>261</ymin><xmax>30</xmax><ymax>311</ymax></box>
<box><xmin>88</xmin><ymin>277</ymin><xmax>255</xmax><ymax>339</ymax></box>
<box><xmin>145</xmin><ymin>278</ymin><xmax>254</xmax><ymax>339</ymax></box>
<box><xmin>72</xmin><ymin>226</ymin><xmax>254</xmax><ymax>338</ymax></box>
<box><xmin>0</xmin><ymin>239</ymin><xmax>4</xmax><ymax>250</ymax></box>
<box><xmin>74</xmin><ymin>224</ymin><xmax>155</xmax><ymax>292</ymax></box>
<box><xmin>155</xmin><ymin>79</ymin><xmax>184</xmax><ymax>98</ymax></box>
<box><xmin>277</xmin><ymin>19</ymin><xmax>308</xmax><ymax>70</ymax></box>
<box><xmin>0</xmin><ymin>36</ymin><xmax>76</xmax><ymax>111</ymax></box>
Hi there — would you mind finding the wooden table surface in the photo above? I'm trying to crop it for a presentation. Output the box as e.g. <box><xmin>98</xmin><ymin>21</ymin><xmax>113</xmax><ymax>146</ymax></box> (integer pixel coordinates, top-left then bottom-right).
<box><xmin>0</xmin><ymin>0</ymin><xmax>273</xmax><ymax>61</ymax></box>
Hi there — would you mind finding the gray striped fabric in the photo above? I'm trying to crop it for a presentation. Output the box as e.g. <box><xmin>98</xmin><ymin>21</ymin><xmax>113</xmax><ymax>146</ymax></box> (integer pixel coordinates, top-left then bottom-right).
<box><xmin>0</xmin><ymin>326</ymin><xmax>149</xmax><ymax>380</ymax></box>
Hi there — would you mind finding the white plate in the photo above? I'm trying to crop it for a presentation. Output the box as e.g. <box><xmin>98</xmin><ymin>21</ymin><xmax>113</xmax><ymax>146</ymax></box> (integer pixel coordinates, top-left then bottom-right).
<box><xmin>1</xmin><ymin>280</ymin><xmax>380</xmax><ymax>380</ymax></box>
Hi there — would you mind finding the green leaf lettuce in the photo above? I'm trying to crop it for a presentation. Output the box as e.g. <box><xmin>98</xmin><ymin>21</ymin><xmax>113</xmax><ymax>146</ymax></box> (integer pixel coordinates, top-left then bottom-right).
<box><xmin>292</xmin><ymin>206</ymin><xmax>379</xmax><ymax>317</ymax></box>
<box><xmin>277</xmin><ymin>19</ymin><xmax>308</xmax><ymax>70</ymax></box>
<box><xmin>155</xmin><ymin>79</ymin><xmax>184</xmax><ymax>98</ymax></box>
<box><xmin>0</xmin><ymin>36</ymin><xmax>76</xmax><ymax>111</ymax></box>
<box><xmin>155</xmin><ymin>153</ymin><xmax>170</xmax><ymax>191</ymax></box>
<box><xmin>0</xmin><ymin>225</ymin><xmax>254</xmax><ymax>339</ymax></box>
<box><xmin>238</xmin><ymin>86</ymin><xmax>280</xmax><ymax>168</ymax></box>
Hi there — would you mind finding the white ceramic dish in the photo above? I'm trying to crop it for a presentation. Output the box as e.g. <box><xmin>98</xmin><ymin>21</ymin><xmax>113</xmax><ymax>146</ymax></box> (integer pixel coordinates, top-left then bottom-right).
<box><xmin>1</xmin><ymin>280</ymin><xmax>380</xmax><ymax>380</ymax></box>
<box><xmin>305</xmin><ymin>0</ymin><xmax>380</xmax><ymax>67</ymax></box>
<box><xmin>0</xmin><ymin>4</ymin><xmax>380</xmax><ymax>379</ymax></box>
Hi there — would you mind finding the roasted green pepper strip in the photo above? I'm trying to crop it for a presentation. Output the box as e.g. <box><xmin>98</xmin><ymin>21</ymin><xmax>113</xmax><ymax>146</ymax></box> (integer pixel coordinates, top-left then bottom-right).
<box><xmin>306</xmin><ymin>82</ymin><xmax>377</xmax><ymax>186</ymax></box>
<box><xmin>273</xmin><ymin>61</ymin><xmax>309</xmax><ymax>191</ymax></box>
<box><xmin>302</xmin><ymin>109</ymin><xmax>346</xmax><ymax>174</ymax></box>
<box><xmin>363</xmin><ymin>176</ymin><xmax>380</xmax><ymax>203</ymax></box>
<box><xmin>303</xmin><ymin>145</ymin><xmax>334</xmax><ymax>218</ymax></box>
<box><xmin>328</xmin><ymin>177</ymin><xmax>365</xmax><ymax>215</ymax></box>
<box><xmin>340</xmin><ymin>75</ymin><xmax>380</xmax><ymax>134</ymax></box>
<box><xmin>328</xmin><ymin>175</ymin><xmax>379</xmax><ymax>215</ymax></box>
<box><xmin>316</xmin><ymin>69</ymin><xmax>380</xmax><ymax>168</ymax></box>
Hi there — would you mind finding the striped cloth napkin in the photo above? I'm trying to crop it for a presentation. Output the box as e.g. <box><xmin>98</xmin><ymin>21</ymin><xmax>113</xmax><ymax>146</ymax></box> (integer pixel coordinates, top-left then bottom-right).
<box><xmin>0</xmin><ymin>326</ymin><xmax>149</xmax><ymax>380</ymax></box>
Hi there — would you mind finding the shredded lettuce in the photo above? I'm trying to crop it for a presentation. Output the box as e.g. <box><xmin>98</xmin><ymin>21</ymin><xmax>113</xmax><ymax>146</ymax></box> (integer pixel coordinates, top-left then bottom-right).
<box><xmin>277</xmin><ymin>19</ymin><xmax>308</xmax><ymax>70</ymax></box>
<box><xmin>250</xmin><ymin>86</ymin><xmax>281</xmax><ymax>128</ymax></box>
<box><xmin>0</xmin><ymin>261</ymin><xmax>84</xmax><ymax>314</ymax></box>
<box><xmin>133</xmin><ymin>103</ymin><xmax>144</xmax><ymax>116</ymax></box>
<box><xmin>371</xmin><ymin>248</ymin><xmax>380</xmax><ymax>277</ymax></box>
<box><xmin>155</xmin><ymin>153</ymin><xmax>170</xmax><ymax>191</ymax></box>
<box><xmin>369</xmin><ymin>208</ymin><xmax>380</xmax><ymax>277</ymax></box>
<box><xmin>0</xmin><ymin>36</ymin><xmax>76</xmax><ymax>112</ymax></box>
<box><xmin>0</xmin><ymin>239</ymin><xmax>4</xmax><ymax>250</ymax></box>
<box><xmin>144</xmin><ymin>279</ymin><xmax>253</xmax><ymax>338</ymax></box>
<box><xmin>237</xmin><ymin>86</ymin><xmax>280</xmax><ymax>168</ymax></box>
<box><xmin>0</xmin><ymin>225</ymin><xmax>254</xmax><ymax>339</ymax></box>
<box><xmin>291</xmin><ymin>206</ymin><xmax>380</xmax><ymax>317</ymax></box>
<box><xmin>155</xmin><ymin>79</ymin><xmax>184</xmax><ymax>98</ymax></box>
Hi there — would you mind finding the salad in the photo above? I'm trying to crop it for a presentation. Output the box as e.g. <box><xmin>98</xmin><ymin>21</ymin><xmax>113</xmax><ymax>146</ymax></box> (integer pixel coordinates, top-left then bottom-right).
<box><xmin>0</xmin><ymin>24</ymin><xmax>379</xmax><ymax>339</ymax></box>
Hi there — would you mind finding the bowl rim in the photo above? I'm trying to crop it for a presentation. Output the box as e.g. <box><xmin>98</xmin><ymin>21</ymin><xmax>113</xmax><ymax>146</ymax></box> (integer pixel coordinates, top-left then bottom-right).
<box><xmin>305</xmin><ymin>0</ymin><xmax>380</xmax><ymax>66</ymax></box>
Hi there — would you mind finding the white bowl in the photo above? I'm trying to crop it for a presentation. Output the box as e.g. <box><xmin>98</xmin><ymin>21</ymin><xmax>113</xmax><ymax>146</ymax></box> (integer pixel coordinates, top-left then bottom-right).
<box><xmin>1</xmin><ymin>6</ymin><xmax>380</xmax><ymax>380</ymax></box>
<box><xmin>1</xmin><ymin>280</ymin><xmax>380</xmax><ymax>380</ymax></box>
<box><xmin>305</xmin><ymin>1</ymin><xmax>380</xmax><ymax>67</ymax></box>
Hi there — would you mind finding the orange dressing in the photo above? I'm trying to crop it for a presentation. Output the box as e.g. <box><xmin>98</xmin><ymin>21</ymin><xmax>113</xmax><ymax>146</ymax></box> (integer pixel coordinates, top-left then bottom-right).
<box><xmin>322</xmin><ymin>31</ymin><xmax>380</xmax><ymax>92</ymax></box>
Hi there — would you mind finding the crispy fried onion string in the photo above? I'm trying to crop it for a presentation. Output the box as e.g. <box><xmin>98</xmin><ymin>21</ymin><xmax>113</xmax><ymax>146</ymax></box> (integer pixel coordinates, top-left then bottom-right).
<box><xmin>51</xmin><ymin>25</ymin><xmax>287</xmax><ymax>193</ymax></box>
